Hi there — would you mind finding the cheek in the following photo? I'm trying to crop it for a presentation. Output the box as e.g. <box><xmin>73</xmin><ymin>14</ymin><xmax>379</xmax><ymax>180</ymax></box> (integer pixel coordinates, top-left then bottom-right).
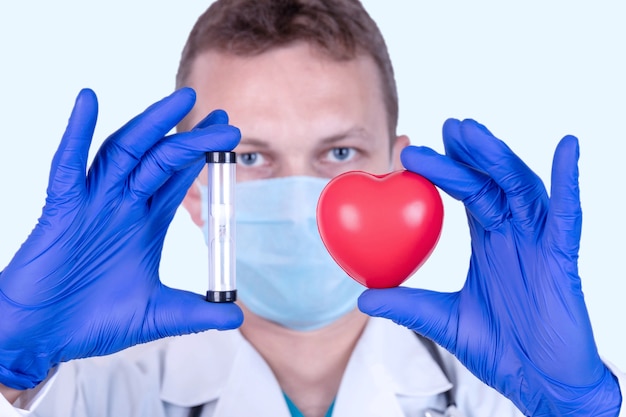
<box><xmin>365</xmin><ymin>160</ymin><xmax>395</xmax><ymax>176</ymax></box>
<box><xmin>235</xmin><ymin>162</ymin><xmax>277</xmax><ymax>182</ymax></box>
<box><xmin>317</xmin><ymin>153</ymin><xmax>393</xmax><ymax>179</ymax></box>
<box><xmin>182</xmin><ymin>183</ymin><xmax>204</xmax><ymax>227</ymax></box>
<box><xmin>195</xmin><ymin>166</ymin><xmax>209</xmax><ymax>185</ymax></box>
<box><xmin>360</xmin><ymin>147</ymin><xmax>395</xmax><ymax>176</ymax></box>
<box><xmin>236</xmin><ymin>169</ymin><xmax>264</xmax><ymax>182</ymax></box>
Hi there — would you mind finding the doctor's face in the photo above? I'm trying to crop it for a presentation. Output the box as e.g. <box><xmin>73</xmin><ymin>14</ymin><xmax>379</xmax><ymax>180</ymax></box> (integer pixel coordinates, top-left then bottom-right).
<box><xmin>181</xmin><ymin>42</ymin><xmax>408</xmax><ymax>225</ymax></box>
<box><xmin>183</xmin><ymin>42</ymin><xmax>408</xmax><ymax>182</ymax></box>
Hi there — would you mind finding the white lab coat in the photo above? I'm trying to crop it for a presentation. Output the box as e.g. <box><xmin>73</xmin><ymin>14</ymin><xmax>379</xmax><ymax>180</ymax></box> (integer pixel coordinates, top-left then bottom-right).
<box><xmin>1</xmin><ymin>317</ymin><xmax>624</xmax><ymax>417</ymax></box>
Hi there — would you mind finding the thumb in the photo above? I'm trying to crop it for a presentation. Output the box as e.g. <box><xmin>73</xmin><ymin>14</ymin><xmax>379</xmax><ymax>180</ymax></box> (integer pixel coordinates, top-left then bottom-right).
<box><xmin>358</xmin><ymin>287</ymin><xmax>458</xmax><ymax>350</ymax></box>
<box><xmin>149</xmin><ymin>286</ymin><xmax>244</xmax><ymax>338</ymax></box>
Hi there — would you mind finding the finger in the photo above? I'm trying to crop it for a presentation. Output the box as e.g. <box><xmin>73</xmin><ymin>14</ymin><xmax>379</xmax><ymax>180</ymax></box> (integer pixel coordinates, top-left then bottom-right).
<box><xmin>358</xmin><ymin>287</ymin><xmax>458</xmax><ymax>352</ymax></box>
<box><xmin>88</xmin><ymin>88</ymin><xmax>197</xmax><ymax>187</ymax></box>
<box><xmin>149</xmin><ymin>286</ymin><xmax>244</xmax><ymax>337</ymax></box>
<box><xmin>46</xmin><ymin>89</ymin><xmax>98</xmax><ymax>201</ymax></box>
<box><xmin>401</xmin><ymin>145</ymin><xmax>508</xmax><ymax>230</ymax></box>
<box><xmin>151</xmin><ymin>160</ymin><xmax>205</xmax><ymax>221</ymax></box>
<box><xmin>546</xmin><ymin>135</ymin><xmax>582</xmax><ymax>264</ymax></box>
<box><xmin>444</xmin><ymin>119</ymin><xmax>549</xmax><ymax>231</ymax></box>
<box><xmin>194</xmin><ymin>109</ymin><xmax>229</xmax><ymax>129</ymax></box>
<box><xmin>149</xmin><ymin>110</ymin><xmax>231</xmax><ymax>216</ymax></box>
<box><xmin>128</xmin><ymin>124</ymin><xmax>240</xmax><ymax>200</ymax></box>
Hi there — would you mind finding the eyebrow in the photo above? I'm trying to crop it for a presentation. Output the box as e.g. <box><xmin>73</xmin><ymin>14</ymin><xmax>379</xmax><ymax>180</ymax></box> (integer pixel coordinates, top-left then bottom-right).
<box><xmin>238</xmin><ymin>138</ymin><xmax>271</xmax><ymax>148</ymax></box>
<box><xmin>239</xmin><ymin>127</ymin><xmax>370</xmax><ymax>148</ymax></box>
<box><xmin>319</xmin><ymin>127</ymin><xmax>370</xmax><ymax>145</ymax></box>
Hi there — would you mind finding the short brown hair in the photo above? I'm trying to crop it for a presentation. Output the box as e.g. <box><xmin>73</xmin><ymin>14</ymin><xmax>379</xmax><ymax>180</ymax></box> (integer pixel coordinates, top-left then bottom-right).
<box><xmin>176</xmin><ymin>0</ymin><xmax>398</xmax><ymax>137</ymax></box>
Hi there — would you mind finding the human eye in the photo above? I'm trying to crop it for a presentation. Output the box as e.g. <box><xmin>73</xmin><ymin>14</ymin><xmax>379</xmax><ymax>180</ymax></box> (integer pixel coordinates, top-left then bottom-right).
<box><xmin>238</xmin><ymin>152</ymin><xmax>265</xmax><ymax>167</ymax></box>
<box><xmin>326</xmin><ymin>147</ymin><xmax>356</xmax><ymax>162</ymax></box>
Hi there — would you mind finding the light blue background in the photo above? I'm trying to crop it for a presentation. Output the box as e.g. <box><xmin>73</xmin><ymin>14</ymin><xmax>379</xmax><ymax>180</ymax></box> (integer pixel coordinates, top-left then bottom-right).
<box><xmin>1</xmin><ymin>1</ymin><xmax>624</xmax><ymax>370</ymax></box>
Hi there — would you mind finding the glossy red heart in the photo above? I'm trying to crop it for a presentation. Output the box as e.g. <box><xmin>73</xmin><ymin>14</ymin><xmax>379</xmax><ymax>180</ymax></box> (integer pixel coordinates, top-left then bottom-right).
<box><xmin>317</xmin><ymin>170</ymin><xmax>444</xmax><ymax>288</ymax></box>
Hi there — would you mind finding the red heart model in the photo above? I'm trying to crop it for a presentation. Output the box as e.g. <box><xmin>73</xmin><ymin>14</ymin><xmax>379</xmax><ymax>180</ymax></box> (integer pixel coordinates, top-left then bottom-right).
<box><xmin>317</xmin><ymin>170</ymin><xmax>444</xmax><ymax>289</ymax></box>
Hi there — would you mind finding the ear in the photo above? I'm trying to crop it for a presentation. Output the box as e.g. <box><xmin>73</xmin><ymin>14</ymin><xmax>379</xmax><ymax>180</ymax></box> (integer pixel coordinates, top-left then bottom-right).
<box><xmin>391</xmin><ymin>134</ymin><xmax>410</xmax><ymax>170</ymax></box>
<box><xmin>182</xmin><ymin>181</ymin><xmax>204</xmax><ymax>228</ymax></box>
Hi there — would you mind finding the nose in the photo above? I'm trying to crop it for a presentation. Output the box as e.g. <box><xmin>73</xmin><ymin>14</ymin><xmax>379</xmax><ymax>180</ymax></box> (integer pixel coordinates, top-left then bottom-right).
<box><xmin>275</xmin><ymin>157</ymin><xmax>320</xmax><ymax>178</ymax></box>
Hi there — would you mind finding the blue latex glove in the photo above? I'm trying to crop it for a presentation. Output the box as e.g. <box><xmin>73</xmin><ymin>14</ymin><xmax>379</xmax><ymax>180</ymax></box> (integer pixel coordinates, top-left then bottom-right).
<box><xmin>0</xmin><ymin>88</ymin><xmax>243</xmax><ymax>390</ymax></box>
<box><xmin>359</xmin><ymin>119</ymin><xmax>622</xmax><ymax>416</ymax></box>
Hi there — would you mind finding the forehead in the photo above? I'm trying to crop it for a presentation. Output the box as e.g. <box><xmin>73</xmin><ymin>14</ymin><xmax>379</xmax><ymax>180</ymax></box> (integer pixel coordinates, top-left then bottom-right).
<box><xmin>183</xmin><ymin>43</ymin><xmax>389</xmax><ymax>141</ymax></box>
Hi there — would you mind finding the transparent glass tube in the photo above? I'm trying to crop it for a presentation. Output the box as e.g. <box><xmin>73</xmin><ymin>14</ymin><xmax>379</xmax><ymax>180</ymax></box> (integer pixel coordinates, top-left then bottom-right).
<box><xmin>205</xmin><ymin>151</ymin><xmax>236</xmax><ymax>303</ymax></box>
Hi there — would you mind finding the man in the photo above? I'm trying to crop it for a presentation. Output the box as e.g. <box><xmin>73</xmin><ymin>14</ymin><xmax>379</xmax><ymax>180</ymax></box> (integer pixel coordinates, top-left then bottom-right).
<box><xmin>0</xmin><ymin>1</ymin><xmax>623</xmax><ymax>416</ymax></box>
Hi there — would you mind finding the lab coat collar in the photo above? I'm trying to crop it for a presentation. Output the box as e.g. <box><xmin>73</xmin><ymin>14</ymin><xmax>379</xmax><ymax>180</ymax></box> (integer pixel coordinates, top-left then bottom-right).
<box><xmin>332</xmin><ymin>317</ymin><xmax>453</xmax><ymax>416</ymax></box>
<box><xmin>160</xmin><ymin>317</ymin><xmax>452</xmax><ymax>415</ymax></box>
<box><xmin>161</xmin><ymin>328</ymin><xmax>291</xmax><ymax>415</ymax></box>
<box><xmin>159</xmin><ymin>329</ymin><xmax>243</xmax><ymax>407</ymax></box>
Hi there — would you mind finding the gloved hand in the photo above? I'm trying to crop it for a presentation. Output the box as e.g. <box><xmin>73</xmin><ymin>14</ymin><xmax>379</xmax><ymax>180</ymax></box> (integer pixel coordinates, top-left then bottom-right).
<box><xmin>359</xmin><ymin>119</ymin><xmax>622</xmax><ymax>416</ymax></box>
<box><xmin>0</xmin><ymin>88</ymin><xmax>243</xmax><ymax>390</ymax></box>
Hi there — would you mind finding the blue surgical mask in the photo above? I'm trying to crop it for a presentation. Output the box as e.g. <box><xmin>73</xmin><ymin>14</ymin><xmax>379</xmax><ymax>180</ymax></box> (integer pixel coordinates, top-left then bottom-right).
<box><xmin>200</xmin><ymin>176</ymin><xmax>364</xmax><ymax>331</ymax></box>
